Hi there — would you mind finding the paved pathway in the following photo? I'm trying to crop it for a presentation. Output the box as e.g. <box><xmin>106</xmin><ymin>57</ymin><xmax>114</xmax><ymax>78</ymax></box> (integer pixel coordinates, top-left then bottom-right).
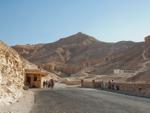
<box><xmin>30</xmin><ymin>87</ymin><xmax>150</xmax><ymax>113</ymax></box>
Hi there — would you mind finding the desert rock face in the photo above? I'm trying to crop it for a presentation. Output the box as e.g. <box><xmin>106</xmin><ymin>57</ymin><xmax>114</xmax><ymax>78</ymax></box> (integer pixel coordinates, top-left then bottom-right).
<box><xmin>0</xmin><ymin>41</ymin><xmax>24</xmax><ymax>105</ymax></box>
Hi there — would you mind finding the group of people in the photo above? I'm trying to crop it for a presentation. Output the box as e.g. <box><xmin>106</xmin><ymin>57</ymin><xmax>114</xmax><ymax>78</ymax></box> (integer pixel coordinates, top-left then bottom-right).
<box><xmin>43</xmin><ymin>79</ymin><xmax>55</xmax><ymax>89</ymax></box>
<box><xmin>81</xmin><ymin>79</ymin><xmax>120</xmax><ymax>91</ymax></box>
<box><xmin>99</xmin><ymin>80</ymin><xmax>120</xmax><ymax>90</ymax></box>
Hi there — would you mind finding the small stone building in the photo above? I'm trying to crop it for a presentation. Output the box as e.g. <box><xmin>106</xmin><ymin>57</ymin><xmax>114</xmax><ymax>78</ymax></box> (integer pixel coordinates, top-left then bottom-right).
<box><xmin>24</xmin><ymin>69</ymin><xmax>48</xmax><ymax>88</ymax></box>
<box><xmin>114</xmin><ymin>69</ymin><xmax>124</xmax><ymax>75</ymax></box>
<box><xmin>114</xmin><ymin>69</ymin><xmax>135</xmax><ymax>75</ymax></box>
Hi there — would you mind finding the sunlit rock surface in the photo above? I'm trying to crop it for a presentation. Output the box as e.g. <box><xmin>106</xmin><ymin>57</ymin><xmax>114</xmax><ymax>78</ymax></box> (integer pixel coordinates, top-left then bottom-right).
<box><xmin>0</xmin><ymin>41</ymin><xmax>24</xmax><ymax>105</ymax></box>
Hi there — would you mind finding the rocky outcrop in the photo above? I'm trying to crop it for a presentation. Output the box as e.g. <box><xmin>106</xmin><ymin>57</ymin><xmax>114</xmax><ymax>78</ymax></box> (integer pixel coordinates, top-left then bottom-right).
<box><xmin>0</xmin><ymin>41</ymin><xmax>24</xmax><ymax>105</ymax></box>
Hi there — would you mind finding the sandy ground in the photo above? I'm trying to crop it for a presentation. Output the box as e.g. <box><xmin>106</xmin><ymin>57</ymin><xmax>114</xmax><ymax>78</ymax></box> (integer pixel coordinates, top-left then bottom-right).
<box><xmin>0</xmin><ymin>90</ymin><xmax>34</xmax><ymax>113</ymax></box>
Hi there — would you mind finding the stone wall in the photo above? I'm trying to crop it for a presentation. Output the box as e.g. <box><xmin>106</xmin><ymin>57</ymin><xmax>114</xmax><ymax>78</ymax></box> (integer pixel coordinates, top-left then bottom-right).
<box><xmin>81</xmin><ymin>80</ymin><xmax>150</xmax><ymax>97</ymax></box>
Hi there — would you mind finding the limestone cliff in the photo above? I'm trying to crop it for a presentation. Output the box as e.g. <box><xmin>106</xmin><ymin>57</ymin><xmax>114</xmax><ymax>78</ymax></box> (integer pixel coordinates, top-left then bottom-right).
<box><xmin>0</xmin><ymin>41</ymin><xmax>24</xmax><ymax>105</ymax></box>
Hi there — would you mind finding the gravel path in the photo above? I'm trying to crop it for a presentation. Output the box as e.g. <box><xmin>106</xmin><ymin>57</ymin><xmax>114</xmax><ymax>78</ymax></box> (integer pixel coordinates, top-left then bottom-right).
<box><xmin>30</xmin><ymin>87</ymin><xmax>150</xmax><ymax>113</ymax></box>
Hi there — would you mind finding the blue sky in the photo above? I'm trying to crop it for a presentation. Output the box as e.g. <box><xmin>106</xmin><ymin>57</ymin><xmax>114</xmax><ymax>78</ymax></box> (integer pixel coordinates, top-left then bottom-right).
<box><xmin>0</xmin><ymin>0</ymin><xmax>150</xmax><ymax>45</ymax></box>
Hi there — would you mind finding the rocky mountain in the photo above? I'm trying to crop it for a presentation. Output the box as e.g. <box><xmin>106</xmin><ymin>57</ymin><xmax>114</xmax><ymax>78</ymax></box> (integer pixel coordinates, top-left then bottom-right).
<box><xmin>13</xmin><ymin>32</ymin><xmax>145</xmax><ymax>78</ymax></box>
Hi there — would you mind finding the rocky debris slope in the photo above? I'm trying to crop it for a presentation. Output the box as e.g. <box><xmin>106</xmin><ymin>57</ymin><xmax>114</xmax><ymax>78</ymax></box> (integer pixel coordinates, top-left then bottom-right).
<box><xmin>0</xmin><ymin>41</ymin><xmax>24</xmax><ymax>105</ymax></box>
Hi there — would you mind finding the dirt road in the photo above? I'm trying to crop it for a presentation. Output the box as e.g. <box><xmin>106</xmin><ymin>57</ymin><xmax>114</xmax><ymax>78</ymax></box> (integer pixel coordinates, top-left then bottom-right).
<box><xmin>30</xmin><ymin>87</ymin><xmax>150</xmax><ymax>113</ymax></box>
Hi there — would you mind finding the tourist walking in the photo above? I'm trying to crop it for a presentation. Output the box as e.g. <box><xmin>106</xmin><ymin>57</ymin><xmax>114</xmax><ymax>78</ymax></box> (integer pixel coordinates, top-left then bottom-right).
<box><xmin>108</xmin><ymin>81</ymin><xmax>111</xmax><ymax>90</ymax></box>
<box><xmin>48</xmin><ymin>79</ymin><xmax>51</xmax><ymax>88</ymax></box>
<box><xmin>50</xmin><ymin>79</ymin><xmax>54</xmax><ymax>89</ymax></box>
<box><xmin>43</xmin><ymin>80</ymin><xmax>46</xmax><ymax>88</ymax></box>
<box><xmin>46</xmin><ymin>80</ymin><xmax>49</xmax><ymax>88</ymax></box>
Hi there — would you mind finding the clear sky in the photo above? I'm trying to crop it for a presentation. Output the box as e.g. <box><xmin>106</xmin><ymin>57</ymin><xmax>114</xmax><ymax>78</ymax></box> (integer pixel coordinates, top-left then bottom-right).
<box><xmin>0</xmin><ymin>0</ymin><xmax>150</xmax><ymax>45</ymax></box>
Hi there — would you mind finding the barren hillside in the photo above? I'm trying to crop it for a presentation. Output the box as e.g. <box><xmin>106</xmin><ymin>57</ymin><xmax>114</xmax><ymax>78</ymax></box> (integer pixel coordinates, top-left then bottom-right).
<box><xmin>13</xmin><ymin>33</ymin><xmax>142</xmax><ymax>76</ymax></box>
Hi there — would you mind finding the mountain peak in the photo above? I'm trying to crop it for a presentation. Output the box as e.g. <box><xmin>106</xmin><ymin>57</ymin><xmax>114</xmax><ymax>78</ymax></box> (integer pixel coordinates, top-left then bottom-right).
<box><xmin>75</xmin><ymin>32</ymin><xmax>87</xmax><ymax>36</ymax></box>
<box><xmin>76</xmin><ymin>32</ymin><xmax>83</xmax><ymax>35</ymax></box>
<box><xmin>73</xmin><ymin>32</ymin><xmax>95</xmax><ymax>38</ymax></box>
<box><xmin>55</xmin><ymin>32</ymin><xmax>98</xmax><ymax>46</ymax></box>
